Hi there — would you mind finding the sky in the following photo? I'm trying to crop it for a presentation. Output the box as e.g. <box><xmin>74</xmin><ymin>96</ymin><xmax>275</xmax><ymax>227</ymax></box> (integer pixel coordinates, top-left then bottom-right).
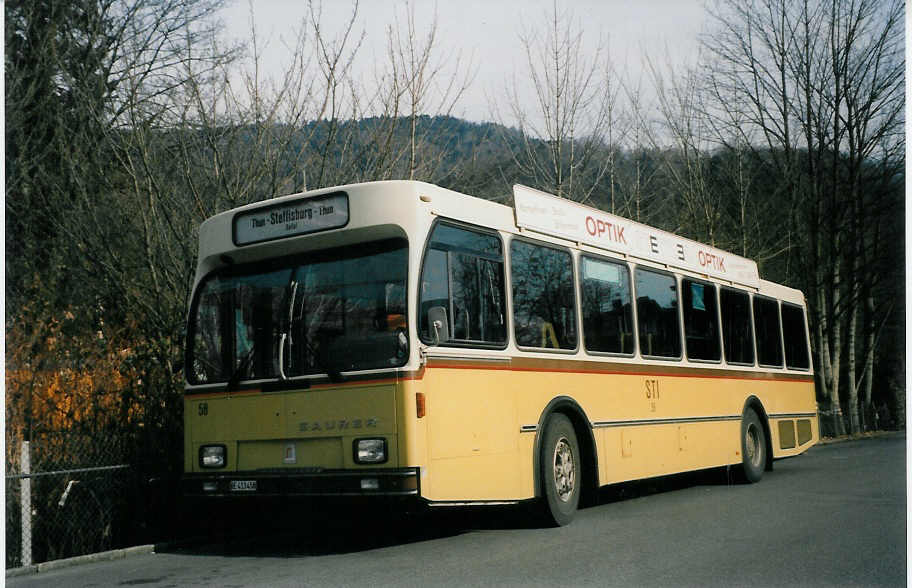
<box><xmin>218</xmin><ymin>0</ymin><xmax>709</xmax><ymax>124</ymax></box>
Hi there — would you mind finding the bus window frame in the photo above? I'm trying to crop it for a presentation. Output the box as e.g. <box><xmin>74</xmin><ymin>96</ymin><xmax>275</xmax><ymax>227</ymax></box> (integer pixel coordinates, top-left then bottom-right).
<box><xmin>577</xmin><ymin>252</ymin><xmax>637</xmax><ymax>358</ymax></box>
<box><xmin>752</xmin><ymin>293</ymin><xmax>785</xmax><ymax>369</ymax></box>
<box><xmin>417</xmin><ymin>218</ymin><xmax>509</xmax><ymax>351</ymax></box>
<box><xmin>508</xmin><ymin>235</ymin><xmax>580</xmax><ymax>355</ymax></box>
<box><xmin>680</xmin><ymin>277</ymin><xmax>723</xmax><ymax>365</ymax></box>
<box><xmin>632</xmin><ymin>264</ymin><xmax>683</xmax><ymax>362</ymax></box>
<box><xmin>719</xmin><ymin>286</ymin><xmax>757</xmax><ymax>367</ymax></box>
<box><xmin>781</xmin><ymin>301</ymin><xmax>811</xmax><ymax>372</ymax></box>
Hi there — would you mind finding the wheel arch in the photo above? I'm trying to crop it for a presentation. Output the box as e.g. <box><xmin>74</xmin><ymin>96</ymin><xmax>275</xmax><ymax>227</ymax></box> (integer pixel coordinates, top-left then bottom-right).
<box><xmin>742</xmin><ymin>395</ymin><xmax>773</xmax><ymax>471</ymax></box>
<box><xmin>533</xmin><ymin>396</ymin><xmax>600</xmax><ymax>507</ymax></box>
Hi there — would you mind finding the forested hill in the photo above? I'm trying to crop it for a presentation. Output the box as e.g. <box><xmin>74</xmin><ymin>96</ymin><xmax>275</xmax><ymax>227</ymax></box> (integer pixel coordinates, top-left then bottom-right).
<box><xmin>280</xmin><ymin>114</ymin><xmax>527</xmax><ymax>199</ymax></box>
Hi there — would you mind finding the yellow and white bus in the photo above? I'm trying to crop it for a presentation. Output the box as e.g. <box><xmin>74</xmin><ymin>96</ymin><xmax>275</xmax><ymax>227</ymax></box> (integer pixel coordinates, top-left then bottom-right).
<box><xmin>182</xmin><ymin>181</ymin><xmax>818</xmax><ymax>525</ymax></box>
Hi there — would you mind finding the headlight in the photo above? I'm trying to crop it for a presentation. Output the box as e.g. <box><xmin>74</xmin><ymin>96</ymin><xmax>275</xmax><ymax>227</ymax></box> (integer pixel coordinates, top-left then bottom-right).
<box><xmin>353</xmin><ymin>438</ymin><xmax>387</xmax><ymax>464</ymax></box>
<box><xmin>199</xmin><ymin>444</ymin><xmax>226</xmax><ymax>468</ymax></box>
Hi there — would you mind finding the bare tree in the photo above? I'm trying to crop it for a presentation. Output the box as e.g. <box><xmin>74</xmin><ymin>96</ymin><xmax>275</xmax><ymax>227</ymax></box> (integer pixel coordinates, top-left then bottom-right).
<box><xmin>491</xmin><ymin>0</ymin><xmax>623</xmax><ymax>204</ymax></box>
<box><xmin>5</xmin><ymin>0</ymin><xmax>237</xmax><ymax>448</ymax></box>
<box><xmin>616</xmin><ymin>74</ymin><xmax>662</xmax><ymax>222</ymax></box>
<box><xmin>701</xmin><ymin>0</ymin><xmax>904</xmax><ymax>434</ymax></box>
<box><xmin>384</xmin><ymin>2</ymin><xmax>475</xmax><ymax>181</ymax></box>
<box><xmin>646</xmin><ymin>58</ymin><xmax>728</xmax><ymax>245</ymax></box>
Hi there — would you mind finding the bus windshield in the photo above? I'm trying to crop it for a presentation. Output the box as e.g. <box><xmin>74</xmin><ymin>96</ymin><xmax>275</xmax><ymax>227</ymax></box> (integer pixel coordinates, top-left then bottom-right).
<box><xmin>188</xmin><ymin>238</ymin><xmax>408</xmax><ymax>385</ymax></box>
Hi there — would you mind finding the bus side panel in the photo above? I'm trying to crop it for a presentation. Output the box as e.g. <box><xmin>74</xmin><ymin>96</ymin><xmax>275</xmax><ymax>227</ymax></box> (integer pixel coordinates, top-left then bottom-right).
<box><xmin>416</xmin><ymin>363</ymin><xmax>817</xmax><ymax>502</ymax></box>
<box><xmin>594</xmin><ymin>374</ymin><xmax>817</xmax><ymax>484</ymax></box>
<box><xmin>547</xmin><ymin>375</ymin><xmax>818</xmax><ymax>496</ymax></box>
<box><xmin>598</xmin><ymin>421</ymin><xmax>742</xmax><ymax>484</ymax></box>
<box><xmin>422</xmin><ymin>365</ymin><xmax>523</xmax><ymax>501</ymax></box>
<box><xmin>763</xmin><ymin>379</ymin><xmax>819</xmax><ymax>459</ymax></box>
<box><xmin>510</xmin><ymin>370</ymin><xmax>743</xmax><ymax>488</ymax></box>
<box><xmin>512</xmin><ymin>367</ymin><xmax>817</xmax><ymax>495</ymax></box>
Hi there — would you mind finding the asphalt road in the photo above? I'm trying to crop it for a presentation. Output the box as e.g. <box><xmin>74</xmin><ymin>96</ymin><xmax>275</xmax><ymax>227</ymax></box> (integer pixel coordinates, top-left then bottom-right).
<box><xmin>9</xmin><ymin>434</ymin><xmax>906</xmax><ymax>587</ymax></box>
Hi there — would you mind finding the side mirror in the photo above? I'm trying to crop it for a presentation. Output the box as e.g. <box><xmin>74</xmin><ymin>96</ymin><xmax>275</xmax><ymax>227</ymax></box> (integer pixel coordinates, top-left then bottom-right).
<box><xmin>428</xmin><ymin>306</ymin><xmax>449</xmax><ymax>345</ymax></box>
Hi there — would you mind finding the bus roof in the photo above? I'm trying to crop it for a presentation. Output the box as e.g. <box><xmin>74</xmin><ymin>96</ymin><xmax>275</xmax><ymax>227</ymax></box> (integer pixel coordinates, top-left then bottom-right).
<box><xmin>196</xmin><ymin>180</ymin><xmax>804</xmax><ymax>304</ymax></box>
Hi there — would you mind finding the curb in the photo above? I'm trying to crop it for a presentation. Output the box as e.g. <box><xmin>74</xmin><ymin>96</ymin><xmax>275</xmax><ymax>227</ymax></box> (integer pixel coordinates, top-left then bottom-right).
<box><xmin>5</xmin><ymin>536</ymin><xmax>212</xmax><ymax>579</ymax></box>
<box><xmin>6</xmin><ymin>544</ymin><xmax>155</xmax><ymax>578</ymax></box>
<box><xmin>817</xmin><ymin>430</ymin><xmax>904</xmax><ymax>445</ymax></box>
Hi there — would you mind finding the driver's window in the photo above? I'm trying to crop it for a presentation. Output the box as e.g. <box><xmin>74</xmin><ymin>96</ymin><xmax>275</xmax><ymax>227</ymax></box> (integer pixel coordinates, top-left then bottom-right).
<box><xmin>419</xmin><ymin>222</ymin><xmax>506</xmax><ymax>346</ymax></box>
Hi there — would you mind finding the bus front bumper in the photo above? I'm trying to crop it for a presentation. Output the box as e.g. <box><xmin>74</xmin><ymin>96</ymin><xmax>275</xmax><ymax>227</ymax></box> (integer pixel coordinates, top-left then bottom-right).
<box><xmin>182</xmin><ymin>467</ymin><xmax>420</xmax><ymax>498</ymax></box>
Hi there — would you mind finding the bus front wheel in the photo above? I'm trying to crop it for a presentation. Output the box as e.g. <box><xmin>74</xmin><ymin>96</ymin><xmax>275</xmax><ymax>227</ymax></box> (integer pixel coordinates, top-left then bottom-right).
<box><xmin>539</xmin><ymin>413</ymin><xmax>580</xmax><ymax>526</ymax></box>
<box><xmin>738</xmin><ymin>409</ymin><xmax>767</xmax><ymax>483</ymax></box>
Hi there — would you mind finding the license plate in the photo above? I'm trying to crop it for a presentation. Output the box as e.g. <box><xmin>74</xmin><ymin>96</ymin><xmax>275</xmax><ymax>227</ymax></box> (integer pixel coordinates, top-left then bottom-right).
<box><xmin>230</xmin><ymin>480</ymin><xmax>257</xmax><ymax>492</ymax></box>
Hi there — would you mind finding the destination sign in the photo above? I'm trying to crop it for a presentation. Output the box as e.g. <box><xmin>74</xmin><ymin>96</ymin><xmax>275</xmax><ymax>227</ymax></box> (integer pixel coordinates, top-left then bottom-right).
<box><xmin>513</xmin><ymin>185</ymin><xmax>760</xmax><ymax>288</ymax></box>
<box><xmin>233</xmin><ymin>192</ymin><xmax>349</xmax><ymax>245</ymax></box>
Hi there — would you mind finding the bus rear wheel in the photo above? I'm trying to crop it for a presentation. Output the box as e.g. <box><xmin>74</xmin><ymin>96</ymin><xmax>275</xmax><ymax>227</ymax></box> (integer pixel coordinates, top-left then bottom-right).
<box><xmin>539</xmin><ymin>413</ymin><xmax>580</xmax><ymax>526</ymax></box>
<box><xmin>738</xmin><ymin>409</ymin><xmax>767</xmax><ymax>483</ymax></box>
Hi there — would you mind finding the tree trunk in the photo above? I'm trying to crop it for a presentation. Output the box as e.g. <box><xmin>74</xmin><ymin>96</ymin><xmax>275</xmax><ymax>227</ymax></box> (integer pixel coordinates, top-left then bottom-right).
<box><xmin>861</xmin><ymin>293</ymin><xmax>875</xmax><ymax>430</ymax></box>
<box><xmin>817</xmin><ymin>269</ymin><xmax>845</xmax><ymax>437</ymax></box>
<box><xmin>845</xmin><ymin>299</ymin><xmax>860</xmax><ymax>434</ymax></box>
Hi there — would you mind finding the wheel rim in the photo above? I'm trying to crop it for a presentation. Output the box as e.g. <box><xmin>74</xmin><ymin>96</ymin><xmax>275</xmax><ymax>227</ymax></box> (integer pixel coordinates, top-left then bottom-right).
<box><xmin>552</xmin><ymin>437</ymin><xmax>576</xmax><ymax>502</ymax></box>
<box><xmin>745</xmin><ymin>422</ymin><xmax>762</xmax><ymax>468</ymax></box>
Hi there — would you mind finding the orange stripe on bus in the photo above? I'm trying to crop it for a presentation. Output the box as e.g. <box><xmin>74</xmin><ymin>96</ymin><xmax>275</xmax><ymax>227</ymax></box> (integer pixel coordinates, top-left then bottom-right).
<box><xmin>424</xmin><ymin>360</ymin><xmax>814</xmax><ymax>383</ymax></box>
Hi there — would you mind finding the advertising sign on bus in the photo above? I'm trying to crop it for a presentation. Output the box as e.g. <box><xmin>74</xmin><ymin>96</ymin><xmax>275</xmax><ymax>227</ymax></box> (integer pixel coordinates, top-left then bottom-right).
<box><xmin>513</xmin><ymin>185</ymin><xmax>760</xmax><ymax>288</ymax></box>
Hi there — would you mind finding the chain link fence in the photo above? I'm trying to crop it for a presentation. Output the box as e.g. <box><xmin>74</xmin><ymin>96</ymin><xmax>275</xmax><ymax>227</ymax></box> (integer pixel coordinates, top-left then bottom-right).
<box><xmin>5</xmin><ymin>433</ymin><xmax>178</xmax><ymax>569</ymax></box>
<box><xmin>817</xmin><ymin>403</ymin><xmax>902</xmax><ymax>439</ymax></box>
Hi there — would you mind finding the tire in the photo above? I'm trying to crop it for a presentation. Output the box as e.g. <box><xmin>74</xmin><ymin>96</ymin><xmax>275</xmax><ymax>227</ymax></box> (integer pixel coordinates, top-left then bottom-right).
<box><xmin>539</xmin><ymin>413</ymin><xmax>581</xmax><ymax>526</ymax></box>
<box><xmin>738</xmin><ymin>409</ymin><xmax>767</xmax><ymax>483</ymax></box>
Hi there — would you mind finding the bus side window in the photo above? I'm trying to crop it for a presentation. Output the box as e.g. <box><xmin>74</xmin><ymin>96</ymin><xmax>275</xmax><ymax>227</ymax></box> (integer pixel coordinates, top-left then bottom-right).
<box><xmin>419</xmin><ymin>223</ymin><xmax>506</xmax><ymax>346</ymax></box>
<box><xmin>753</xmin><ymin>296</ymin><xmax>783</xmax><ymax>367</ymax></box>
<box><xmin>635</xmin><ymin>268</ymin><xmax>681</xmax><ymax>359</ymax></box>
<box><xmin>781</xmin><ymin>303</ymin><xmax>810</xmax><ymax>369</ymax></box>
<box><xmin>510</xmin><ymin>240</ymin><xmax>577</xmax><ymax>350</ymax></box>
<box><xmin>682</xmin><ymin>279</ymin><xmax>721</xmax><ymax>361</ymax></box>
<box><xmin>580</xmin><ymin>256</ymin><xmax>634</xmax><ymax>355</ymax></box>
<box><xmin>419</xmin><ymin>249</ymin><xmax>450</xmax><ymax>340</ymax></box>
<box><xmin>720</xmin><ymin>288</ymin><xmax>755</xmax><ymax>365</ymax></box>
